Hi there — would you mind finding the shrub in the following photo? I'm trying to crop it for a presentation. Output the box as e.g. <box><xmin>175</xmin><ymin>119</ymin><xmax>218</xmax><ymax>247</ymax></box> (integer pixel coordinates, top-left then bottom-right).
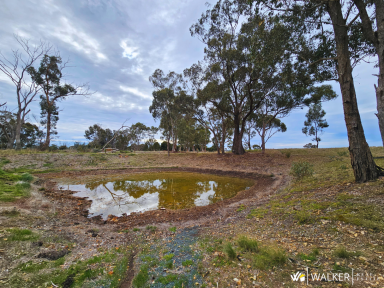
<box><xmin>59</xmin><ymin>144</ymin><xmax>67</xmax><ymax>150</ymax></box>
<box><xmin>182</xmin><ymin>259</ymin><xmax>194</xmax><ymax>266</ymax></box>
<box><xmin>49</xmin><ymin>144</ymin><xmax>58</xmax><ymax>151</ymax></box>
<box><xmin>224</xmin><ymin>243</ymin><xmax>236</xmax><ymax>260</ymax></box>
<box><xmin>238</xmin><ymin>236</ymin><xmax>258</xmax><ymax>252</ymax></box>
<box><xmin>303</xmin><ymin>143</ymin><xmax>317</xmax><ymax>149</ymax></box>
<box><xmin>340</xmin><ymin>164</ymin><xmax>347</xmax><ymax>170</ymax></box>
<box><xmin>163</xmin><ymin>253</ymin><xmax>174</xmax><ymax>261</ymax></box>
<box><xmin>146</xmin><ymin>225</ymin><xmax>157</xmax><ymax>232</ymax></box>
<box><xmin>290</xmin><ymin>161</ymin><xmax>314</xmax><ymax>180</ymax></box>
<box><xmin>20</xmin><ymin>173</ymin><xmax>33</xmax><ymax>182</ymax></box>
<box><xmin>253</xmin><ymin>246</ymin><xmax>287</xmax><ymax>270</ymax></box>
<box><xmin>337</xmin><ymin>151</ymin><xmax>348</xmax><ymax>157</ymax></box>
<box><xmin>295</xmin><ymin>210</ymin><xmax>315</xmax><ymax>224</ymax></box>
<box><xmin>334</xmin><ymin>246</ymin><xmax>351</xmax><ymax>259</ymax></box>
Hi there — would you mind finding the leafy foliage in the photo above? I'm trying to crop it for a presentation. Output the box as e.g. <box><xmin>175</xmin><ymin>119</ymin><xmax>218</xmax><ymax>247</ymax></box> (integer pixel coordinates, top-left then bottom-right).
<box><xmin>302</xmin><ymin>103</ymin><xmax>329</xmax><ymax>148</ymax></box>
<box><xmin>290</xmin><ymin>161</ymin><xmax>314</xmax><ymax>180</ymax></box>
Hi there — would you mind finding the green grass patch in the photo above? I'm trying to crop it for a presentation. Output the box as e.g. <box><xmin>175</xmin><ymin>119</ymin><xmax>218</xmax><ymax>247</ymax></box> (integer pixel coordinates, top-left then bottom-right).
<box><xmin>295</xmin><ymin>210</ymin><xmax>316</xmax><ymax>225</ymax></box>
<box><xmin>163</xmin><ymin>253</ymin><xmax>174</xmax><ymax>261</ymax></box>
<box><xmin>253</xmin><ymin>245</ymin><xmax>287</xmax><ymax>270</ymax></box>
<box><xmin>333</xmin><ymin>246</ymin><xmax>360</xmax><ymax>259</ymax></box>
<box><xmin>298</xmin><ymin>248</ymin><xmax>319</xmax><ymax>262</ymax></box>
<box><xmin>18</xmin><ymin>260</ymin><xmax>49</xmax><ymax>273</ymax></box>
<box><xmin>182</xmin><ymin>259</ymin><xmax>194</xmax><ymax>266</ymax></box>
<box><xmin>156</xmin><ymin>274</ymin><xmax>178</xmax><ymax>285</ymax></box>
<box><xmin>238</xmin><ymin>236</ymin><xmax>258</xmax><ymax>252</ymax></box>
<box><xmin>6</xmin><ymin>228</ymin><xmax>39</xmax><ymax>241</ymax></box>
<box><xmin>132</xmin><ymin>264</ymin><xmax>149</xmax><ymax>288</ymax></box>
<box><xmin>290</xmin><ymin>161</ymin><xmax>314</xmax><ymax>181</ymax></box>
<box><xmin>146</xmin><ymin>225</ymin><xmax>157</xmax><ymax>232</ymax></box>
<box><xmin>0</xmin><ymin>168</ymin><xmax>33</xmax><ymax>202</ymax></box>
<box><xmin>0</xmin><ymin>209</ymin><xmax>20</xmax><ymax>217</ymax></box>
<box><xmin>169</xmin><ymin>226</ymin><xmax>176</xmax><ymax>233</ymax></box>
<box><xmin>247</xmin><ymin>208</ymin><xmax>268</xmax><ymax>219</ymax></box>
<box><xmin>8</xmin><ymin>246</ymin><xmax>131</xmax><ymax>288</ymax></box>
<box><xmin>224</xmin><ymin>243</ymin><xmax>236</xmax><ymax>260</ymax></box>
<box><xmin>237</xmin><ymin>204</ymin><xmax>246</xmax><ymax>212</ymax></box>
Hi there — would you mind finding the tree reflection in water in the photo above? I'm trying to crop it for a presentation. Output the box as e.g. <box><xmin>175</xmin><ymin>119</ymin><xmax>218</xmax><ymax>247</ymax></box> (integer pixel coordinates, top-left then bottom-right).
<box><xmin>58</xmin><ymin>172</ymin><xmax>254</xmax><ymax>220</ymax></box>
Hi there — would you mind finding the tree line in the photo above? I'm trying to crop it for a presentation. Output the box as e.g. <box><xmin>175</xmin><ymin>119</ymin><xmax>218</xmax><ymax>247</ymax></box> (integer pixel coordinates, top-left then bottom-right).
<box><xmin>83</xmin><ymin>121</ymin><xmax>211</xmax><ymax>152</ymax></box>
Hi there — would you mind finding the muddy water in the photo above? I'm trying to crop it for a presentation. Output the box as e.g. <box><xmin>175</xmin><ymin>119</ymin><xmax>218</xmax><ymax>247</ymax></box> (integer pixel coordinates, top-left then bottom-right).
<box><xmin>58</xmin><ymin>172</ymin><xmax>254</xmax><ymax>219</ymax></box>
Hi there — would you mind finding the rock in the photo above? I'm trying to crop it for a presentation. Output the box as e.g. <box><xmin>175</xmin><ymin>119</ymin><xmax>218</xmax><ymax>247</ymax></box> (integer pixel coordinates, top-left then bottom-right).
<box><xmin>32</xmin><ymin>241</ymin><xmax>43</xmax><ymax>247</ymax></box>
<box><xmin>37</xmin><ymin>249</ymin><xmax>69</xmax><ymax>260</ymax></box>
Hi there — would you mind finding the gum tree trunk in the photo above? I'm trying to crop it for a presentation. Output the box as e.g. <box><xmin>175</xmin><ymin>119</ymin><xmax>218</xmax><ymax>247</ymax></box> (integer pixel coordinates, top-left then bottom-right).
<box><xmin>353</xmin><ymin>0</ymin><xmax>384</xmax><ymax>147</ymax></box>
<box><xmin>375</xmin><ymin>0</ymin><xmax>384</xmax><ymax>147</ymax></box>
<box><xmin>221</xmin><ymin>116</ymin><xmax>226</xmax><ymax>154</ymax></box>
<box><xmin>328</xmin><ymin>1</ymin><xmax>378</xmax><ymax>182</ymax></box>
<box><xmin>15</xmin><ymin>112</ymin><xmax>22</xmax><ymax>150</ymax></box>
<box><xmin>260</xmin><ymin>122</ymin><xmax>266</xmax><ymax>154</ymax></box>
<box><xmin>232</xmin><ymin>113</ymin><xmax>245</xmax><ymax>155</ymax></box>
<box><xmin>45</xmin><ymin>111</ymin><xmax>51</xmax><ymax>149</ymax></box>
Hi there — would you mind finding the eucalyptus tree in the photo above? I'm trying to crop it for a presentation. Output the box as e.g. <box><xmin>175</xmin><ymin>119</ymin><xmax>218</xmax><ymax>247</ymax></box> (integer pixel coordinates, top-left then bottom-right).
<box><xmin>0</xmin><ymin>111</ymin><xmax>43</xmax><ymax>149</ymax></box>
<box><xmin>185</xmin><ymin>65</ymin><xmax>234</xmax><ymax>154</ymax></box>
<box><xmin>244</xmin><ymin>85</ymin><xmax>336</xmax><ymax>152</ymax></box>
<box><xmin>0</xmin><ymin>111</ymin><xmax>17</xmax><ymax>149</ymax></box>
<box><xmin>253</xmin><ymin>0</ymin><xmax>381</xmax><ymax>181</ymax></box>
<box><xmin>302</xmin><ymin>102</ymin><xmax>329</xmax><ymax>148</ymax></box>
<box><xmin>244</xmin><ymin>112</ymin><xmax>287</xmax><ymax>153</ymax></box>
<box><xmin>28</xmin><ymin>53</ymin><xmax>91</xmax><ymax>149</ymax></box>
<box><xmin>149</xmin><ymin>69</ymin><xmax>193</xmax><ymax>155</ymax></box>
<box><xmin>0</xmin><ymin>36</ymin><xmax>51</xmax><ymax>149</ymax></box>
<box><xmin>85</xmin><ymin>124</ymin><xmax>114</xmax><ymax>148</ymax></box>
<box><xmin>190</xmin><ymin>1</ymin><xmax>327</xmax><ymax>155</ymax></box>
<box><xmin>129</xmin><ymin>122</ymin><xmax>150</xmax><ymax>150</ymax></box>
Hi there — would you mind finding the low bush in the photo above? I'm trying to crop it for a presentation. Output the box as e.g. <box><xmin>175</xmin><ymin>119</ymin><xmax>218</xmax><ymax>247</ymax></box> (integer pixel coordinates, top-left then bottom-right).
<box><xmin>238</xmin><ymin>236</ymin><xmax>258</xmax><ymax>252</ymax></box>
<box><xmin>253</xmin><ymin>245</ymin><xmax>287</xmax><ymax>270</ymax></box>
<box><xmin>224</xmin><ymin>243</ymin><xmax>236</xmax><ymax>260</ymax></box>
<box><xmin>290</xmin><ymin>161</ymin><xmax>314</xmax><ymax>180</ymax></box>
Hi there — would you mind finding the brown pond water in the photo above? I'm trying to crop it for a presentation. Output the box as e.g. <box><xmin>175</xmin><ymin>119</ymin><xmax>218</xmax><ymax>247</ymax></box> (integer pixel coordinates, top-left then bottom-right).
<box><xmin>58</xmin><ymin>172</ymin><xmax>254</xmax><ymax>219</ymax></box>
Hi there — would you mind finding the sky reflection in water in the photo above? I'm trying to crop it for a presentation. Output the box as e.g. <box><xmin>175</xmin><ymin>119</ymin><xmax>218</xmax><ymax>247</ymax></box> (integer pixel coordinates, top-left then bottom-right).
<box><xmin>58</xmin><ymin>172</ymin><xmax>254</xmax><ymax>219</ymax></box>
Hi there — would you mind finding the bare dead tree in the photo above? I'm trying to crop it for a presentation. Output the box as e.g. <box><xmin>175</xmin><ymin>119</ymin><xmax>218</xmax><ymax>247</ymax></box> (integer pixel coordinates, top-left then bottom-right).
<box><xmin>101</xmin><ymin>119</ymin><xmax>130</xmax><ymax>152</ymax></box>
<box><xmin>0</xmin><ymin>35</ymin><xmax>51</xmax><ymax>149</ymax></box>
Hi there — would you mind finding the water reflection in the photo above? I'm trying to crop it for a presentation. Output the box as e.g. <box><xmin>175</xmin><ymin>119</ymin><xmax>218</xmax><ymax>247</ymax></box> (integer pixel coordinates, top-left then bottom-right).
<box><xmin>58</xmin><ymin>172</ymin><xmax>253</xmax><ymax>219</ymax></box>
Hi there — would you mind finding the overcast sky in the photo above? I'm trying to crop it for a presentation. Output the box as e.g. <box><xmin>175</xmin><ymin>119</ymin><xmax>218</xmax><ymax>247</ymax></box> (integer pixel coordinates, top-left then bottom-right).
<box><xmin>0</xmin><ymin>0</ymin><xmax>381</xmax><ymax>149</ymax></box>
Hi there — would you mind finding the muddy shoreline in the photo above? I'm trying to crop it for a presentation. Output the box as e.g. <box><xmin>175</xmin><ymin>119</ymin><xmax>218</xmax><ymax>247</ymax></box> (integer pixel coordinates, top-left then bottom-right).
<box><xmin>37</xmin><ymin>167</ymin><xmax>279</xmax><ymax>229</ymax></box>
